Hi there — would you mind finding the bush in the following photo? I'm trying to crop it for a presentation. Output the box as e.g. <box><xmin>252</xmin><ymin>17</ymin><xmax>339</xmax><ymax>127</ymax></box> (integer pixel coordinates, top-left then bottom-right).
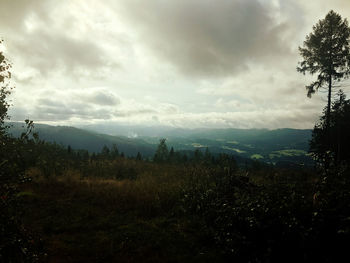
<box><xmin>182</xmin><ymin>165</ymin><xmax>350</xmax><ymax>262</ymax></box>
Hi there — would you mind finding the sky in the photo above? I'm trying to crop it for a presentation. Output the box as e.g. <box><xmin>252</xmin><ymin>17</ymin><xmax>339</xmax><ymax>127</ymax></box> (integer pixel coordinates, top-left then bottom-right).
<box><xmin>1</xmin><ymin>0</ymin><xmax>350</xmax><ymax>130</ymax></box>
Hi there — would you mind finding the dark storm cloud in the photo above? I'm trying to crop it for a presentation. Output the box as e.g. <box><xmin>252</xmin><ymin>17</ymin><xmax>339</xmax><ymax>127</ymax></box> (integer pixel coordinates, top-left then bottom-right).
<box><xmin>116</xmin><ymin>0</ymin><xmax>300</xmax><ymax>77</ymax></box>
<box><xmin>33</xmin><ymin>96</ymin><xmax>113</xmax><ymax>121</ymax></box>
<box><xmin>0</xmin><ymin>0</ymin><xmax>49</xmax><ymax>29</ymax></box>
<box><xmin>83</xmin><ymin>91</ymin><xmax>121</xmax><ymax>106</ymax></box>
<box><xmin>1</xmin><ymin>0</ymin><xmax>113</xmax><ymax>78</ymax></box>
<box><xmin>30</xmin><ymin>90</ymin><xmax>160</xmax><ymax>122</ymax></box>
<box><xmin>14</xmin><ymin>30</ymin><xmax>109</xmax><ymax>76</ymax></box>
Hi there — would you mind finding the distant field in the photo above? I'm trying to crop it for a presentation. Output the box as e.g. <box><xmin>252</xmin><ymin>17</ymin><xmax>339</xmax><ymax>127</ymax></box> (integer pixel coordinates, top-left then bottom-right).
<box><xmin>251</xmin><ymin>154</ymin><xmax>264</xmax><ymax>159</ymax></box>
<box><xmin>8</xmin><ymin>122</ymin><xmax>313</xmax><ymax>165</ymax></box>
<box><xmin>269</xmin><ymin>149</ymin><xmax>307</xmax><ymax>159</ymax></box>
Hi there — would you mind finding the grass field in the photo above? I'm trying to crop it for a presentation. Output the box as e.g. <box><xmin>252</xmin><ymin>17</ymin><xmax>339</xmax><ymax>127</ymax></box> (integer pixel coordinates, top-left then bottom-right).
<box><xmin>20</xmin><ymin>167</ymin><xmax>222</xmax><ymax>263</ymax></box>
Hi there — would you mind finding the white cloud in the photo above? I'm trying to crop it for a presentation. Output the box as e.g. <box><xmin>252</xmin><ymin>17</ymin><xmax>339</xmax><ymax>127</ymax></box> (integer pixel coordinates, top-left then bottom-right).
<box><xmin>2</xmin><ymin>0</ymin><xmax>349</xmax><ymax>129</ymax></box>
<box><xmin>112</xmin><ymin>0</ymin><xmax>301</xmax><ymax>78</ymax></box>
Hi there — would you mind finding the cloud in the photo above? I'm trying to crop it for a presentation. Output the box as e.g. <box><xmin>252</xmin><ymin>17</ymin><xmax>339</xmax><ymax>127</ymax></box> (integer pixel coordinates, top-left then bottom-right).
<box><xmin>79</xmin><ymin>90</ymin><xmax>121</xmax><ymax>106</ymax></box>
<box><xmin>114</xmin><ymin>0</ymin><xmax>301</xmax><ymax>77</ymax></box>
<box><xmin>1</xmin><ymin>0</ymin><xmax>116</xmax><ymax>80</ymax></box>
<box><xmin>9</xmin><ymin>87</ymin><xmax>180</xmax><ymax>123</ymax></box>
<box><xmin>0</xmin><ymin>0</ymin><xmax>49</xmax><ymax>30</ymax></box>
<box><xmin>14</xmin><ymin>30</ymin><xmax>110</xmax><ymax>77</ymax></box>
<box><xmin>31</xmin><ymin>96</ymin><xmax>112</xmax><ymax>121</ymax></box>
<box><xmin>153</xmin><ymin>109</ymin><xmax>320</xmax><ymax>130</ymax></box>
<box><xmin>3</xmin><ymin>0</ymin><xmax>346</xmax><ymax>129</ymax></box>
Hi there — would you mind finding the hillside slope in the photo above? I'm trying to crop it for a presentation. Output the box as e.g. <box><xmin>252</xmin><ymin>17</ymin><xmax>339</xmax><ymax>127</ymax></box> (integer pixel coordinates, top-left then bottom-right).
<box><xmin>9</xmin><ymin>122</ymin><xmax>156</xmax><ymax>156</ymax></box>
<box><xmin>8</xmin><ymin>122</ymin><xmax>313</xmax><ymax>165</ymax></box>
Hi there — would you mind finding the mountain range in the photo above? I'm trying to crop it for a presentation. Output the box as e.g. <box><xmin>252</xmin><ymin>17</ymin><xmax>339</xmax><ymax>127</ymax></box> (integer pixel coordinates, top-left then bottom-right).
<box><xmin>8</xmin><ymin>122</ymin><xmax>313</xmax><ymax>166</ymax></box>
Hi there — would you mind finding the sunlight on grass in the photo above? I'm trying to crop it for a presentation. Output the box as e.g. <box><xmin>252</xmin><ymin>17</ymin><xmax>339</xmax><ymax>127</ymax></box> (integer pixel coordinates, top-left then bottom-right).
<box><xmin>222</xmin><ymin>146</ymin><xmax>246</xmax><ymax>153</ymax></box>
<box><xmin>251</xmin><ymin>154</ymin><xmax>263</xmax><ymax>159</ymax></box>
<box><xmin>269</xmin><ymin>149</ymin><xmax>307</xmax><ymax>159</ymax></box>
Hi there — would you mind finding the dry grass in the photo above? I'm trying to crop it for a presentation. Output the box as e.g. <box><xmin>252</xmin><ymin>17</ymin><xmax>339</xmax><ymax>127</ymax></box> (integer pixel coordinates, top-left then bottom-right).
<box><xmin>20</xmin><ymin>163</ymin><xmax>218</xmax><ymax>263</ymax></box>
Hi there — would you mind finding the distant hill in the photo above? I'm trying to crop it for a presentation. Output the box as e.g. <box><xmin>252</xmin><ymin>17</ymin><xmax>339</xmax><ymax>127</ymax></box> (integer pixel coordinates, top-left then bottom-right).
<box><xmin>8</xmin><ymin>122</ymin><xmax>314</xmax><ymax>166</ymax></box>
<box><xmin>8</xmin><ymin>122</ymin><xmax>156</xmax><ymax>157</ymax></box>
<box><xmin>139</xmin><ymin>128</ymin><xmax>313</xmax><ymax>166</ymax></box>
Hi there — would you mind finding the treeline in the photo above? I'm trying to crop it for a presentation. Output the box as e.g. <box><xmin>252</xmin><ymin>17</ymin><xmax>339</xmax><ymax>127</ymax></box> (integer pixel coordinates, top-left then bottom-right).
<box><xmin>8</xmin><ymin>124</ymin><xmax>349</xmax><ymax>262</ymax></box>
<box><xmin>11</xmin><ymin>131</ymin><xmax>241</xmax><ymax>180</ymax></box>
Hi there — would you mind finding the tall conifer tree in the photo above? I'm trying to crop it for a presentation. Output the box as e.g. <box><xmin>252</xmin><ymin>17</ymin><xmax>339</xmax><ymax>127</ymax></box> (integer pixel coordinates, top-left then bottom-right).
<box><xmin>298</xmin><ymin>10</ymin><xmax>350</xmax><ymax>133</ymax></box>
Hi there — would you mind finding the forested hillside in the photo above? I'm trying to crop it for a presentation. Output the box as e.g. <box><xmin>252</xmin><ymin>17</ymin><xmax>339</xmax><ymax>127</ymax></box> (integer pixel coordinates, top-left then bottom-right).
<box><xmin>9</xmin><ymin>122</ymin><xmax>156</xmax><ymax>156</ymax></box>
<box><xmin>9</xmin><ymin>122</ymin><xmax>313</xmax><ymax>166</ymax></box>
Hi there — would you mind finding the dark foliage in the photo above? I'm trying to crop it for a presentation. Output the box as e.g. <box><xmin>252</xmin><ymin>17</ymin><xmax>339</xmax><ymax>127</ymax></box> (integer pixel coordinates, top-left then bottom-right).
<box><xmin>182</xmin><ymin>165</ymin><xmax>350</xmax><ymax>262</ymax></box>
<box><xmin>310</xmin><ymin>90</ymin><xmax>350</xmax><ymax>169</ymax></box>
<box><xmin>298</xmin><ymin>10</ymin><xmax>350</xmax><ymax>148</ymax></box>
<box><xmin>153</xmin><ymin>138</ymin><xmax>169</xmax><ymax>163</ymax></box>
<box><xmin>1</xmin><ymin>41</ymin><xmax>44</xmax><ymax>262</ymax></box>
<box><xmin>298</xmin><ymin>10</ymin><xmax>350</xmax><ymax>97</ymax></box>
<box><xmin>0</xmin><ymin>122</ymin><xmax>45</xmax><ymax>262</ymax></box>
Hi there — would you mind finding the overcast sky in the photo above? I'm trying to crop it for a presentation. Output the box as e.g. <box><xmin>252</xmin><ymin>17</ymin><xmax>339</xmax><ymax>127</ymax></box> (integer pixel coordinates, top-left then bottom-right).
<box><xmin>1</xmin><ymin>0</ymin><xmax>350</xmax><ymax>129</ymax></box>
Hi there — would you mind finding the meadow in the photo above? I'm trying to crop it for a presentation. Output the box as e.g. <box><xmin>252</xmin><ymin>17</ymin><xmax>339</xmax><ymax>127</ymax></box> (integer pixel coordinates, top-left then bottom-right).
<box><xmin>11</xmin><ymin>146</ymin><xmax>350</xmax><ymax>262</ymax></box>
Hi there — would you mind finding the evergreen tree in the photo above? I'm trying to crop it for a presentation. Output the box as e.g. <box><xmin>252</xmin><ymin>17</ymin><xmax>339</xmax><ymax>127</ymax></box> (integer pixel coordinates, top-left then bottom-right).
<box><xmin>101</xmin><ymin>145</ymin><xmax>110</xmax><ymax>159</ymax></box>
<box><xmin>153</xmin><ymin>138</ymin><xmax>169</xmax><ymax>163</ymax></box>
<box><xmin>310</xmin><ymin>90</ymin><xmax>350</xmax><ymax>169</ymax></box>
<box><xmin>67</xmin><ymin>145</ymin><xmax>72</xmax><ymax>154</ymax></box>
<box><xmin>91</xmin><ymin>152</ymin><xmax>96</xmax><ymax>163</ymax></box>
<box><xmin>168</xmin><ymin>147</ymin><xmax>175</xmax><ymax>163</ymax></box>
<box><xmin>136</xmin><ymin>151</ymin><xmax>142</xmax><ymax>161</ymax></box>
<box><xmin>298</xmin><ymin>10</ymin><xmax>350</xmax><ymax>139</ymax></box>
<box><xmin>111</xmin><ymin>143</ymin><xmax>119</xmax><ymax>159</ymax></box>
<box><xmin>204</xmin><ymin>147</ymin><xmax>212</xmax><ymax>165</ymax></box>
<box><xmin>194</xmin><ymin>149</ymin><xmax>203</xmax><ymax>162</ymax></box>
<box><xmin>182</xmin><ymin>154</ymin><xmax>188</xmax><ymax>163</ymax></box>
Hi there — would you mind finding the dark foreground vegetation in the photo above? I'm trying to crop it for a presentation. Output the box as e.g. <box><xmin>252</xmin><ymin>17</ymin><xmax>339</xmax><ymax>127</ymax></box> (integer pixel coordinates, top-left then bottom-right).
<box><xmin>2</xmin><ymin>10</ymin><xmax>350</xmax><ymax>263</ymax></box>
<box><xmin>2</xmin><ymin>133</ymin><xmax>350</xmax><ymax>262</ymax></box>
